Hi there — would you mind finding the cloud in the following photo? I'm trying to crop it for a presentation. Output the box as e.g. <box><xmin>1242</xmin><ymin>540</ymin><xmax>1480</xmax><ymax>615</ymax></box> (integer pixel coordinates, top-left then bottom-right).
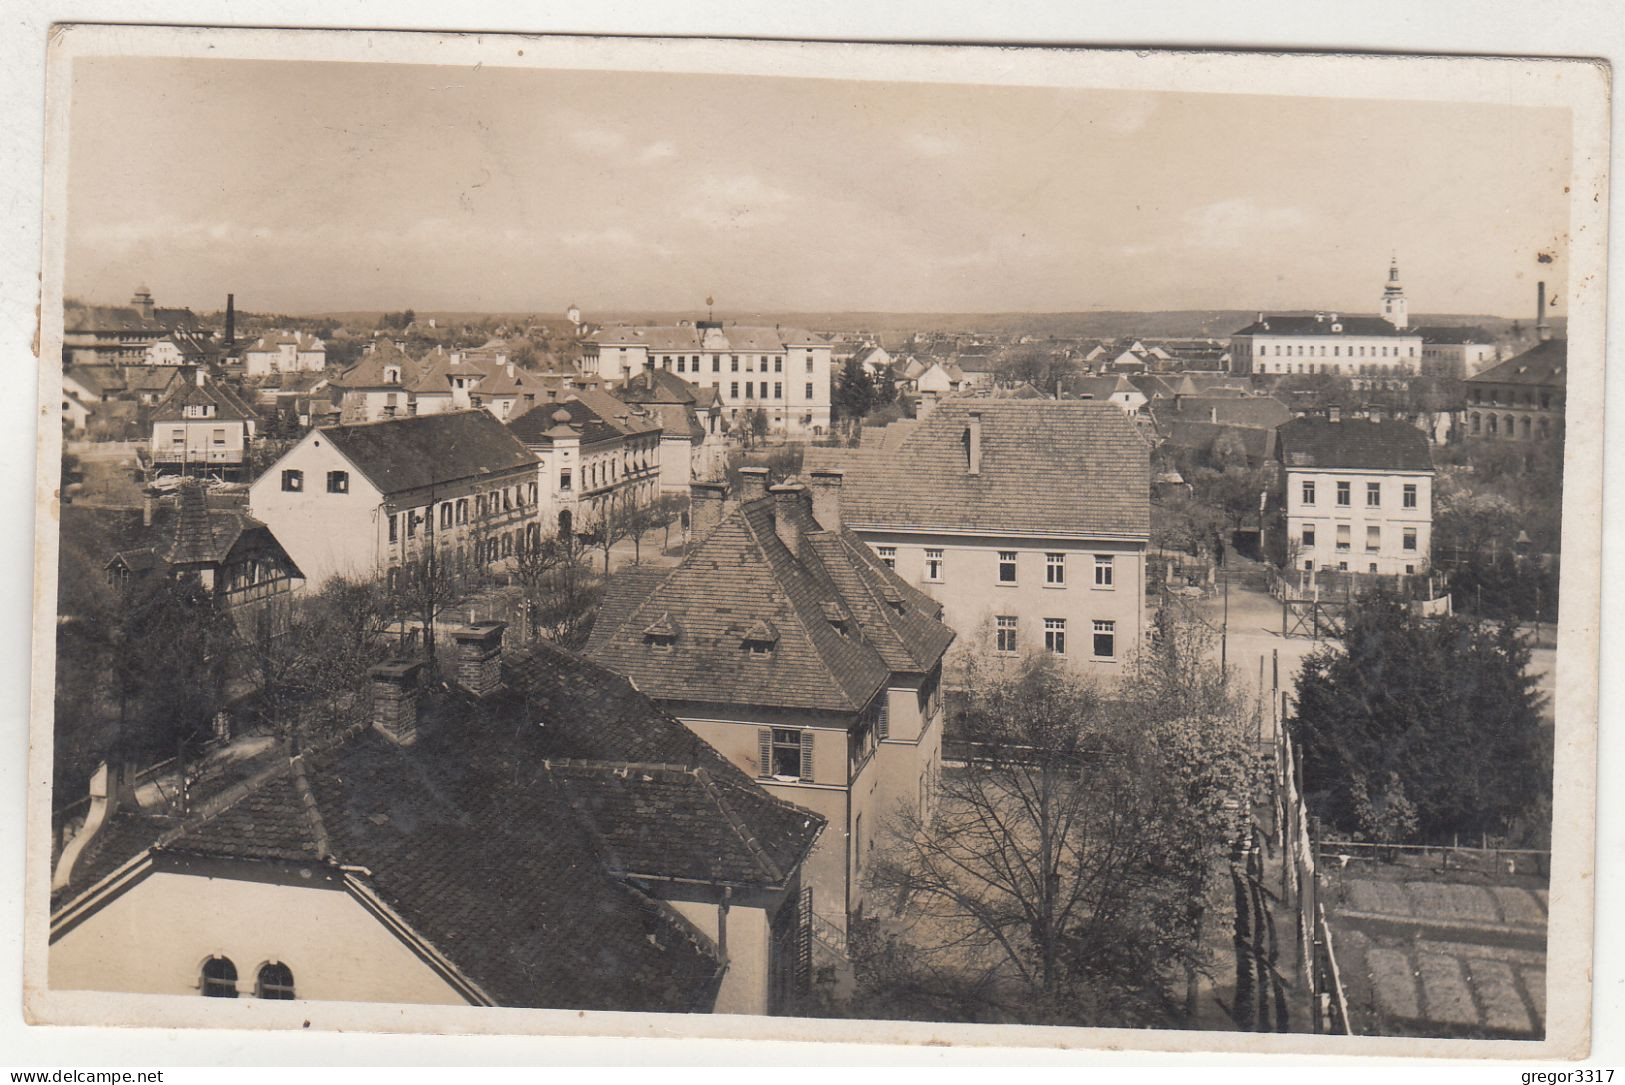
<box><xmin>905</xmin><ymin>130</ymin><xmax>960</xmax><ymax>157</ymax></box>
<box><xmin>638</xmin><ymin>140</ymin><xmax>678</xmax><ymax>164</ymax></box>
<box><xmin>681</xmin><ymin>174</ymin><xmax>793</xmax><ymax>230</ymax></box>
<box><xmin>1187</xmin><ymin>199</ymin><xmax>1309</xmax><ymax>249</ymax></box>
<box><xmin>559</xmin><ymin>226</ymin><xmax>639</xmax><ymax>248</ymax></box>
<box><xmin>567</xmin><ymin>127</ymin><xmax>627</xmax><ymax>155</ymax></box>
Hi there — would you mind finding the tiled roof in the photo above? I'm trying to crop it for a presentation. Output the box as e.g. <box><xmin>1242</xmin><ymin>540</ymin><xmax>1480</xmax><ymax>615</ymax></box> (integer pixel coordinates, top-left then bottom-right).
<box><xmin>64</xmin><ymin>306</ymin><xmax>162</xmax><ymax>335</ymax></box>
<box><xmin>507</xmin><ymin>397</ymin><xmax>621</xmax><ymax>448</ymax></box>
<box><xmin>65</xmin><ymin>365</ymin><xmax>126</xmax><ymax>396</ymax></box>
<box><xmin>52</xmin><ymin>639</ymin><xmax>822</xmax><ymax>1012</ymax></box>
<box><xmin>1465</xmin><ymin>339</ymin><xmax>1566</xmax><ymax>388</ymax></box>
<box><xmin>857</xmin><ymin>419</ymin><xmax>918</xmax><ymax>450</ymax></box>
<box><xmin>150</xmin><ymin>376</ymin><xmax>259</xmax><ymax>423</ymax></box>
<box><xmin>613</xmin><ymin>369</ymin><xmax>701</xmax><ymax>406</ymax></box>
<box><xmin>1277</xmin><ymin>416</ymin><xmax>1434</xmax><ymax>472</ymax></box>
<box><xmin>588</xmin><ymin>491</ymin><xmax>954</xmax><ymax>714</ymax></box>
<box><xmin>591</xmin><ymin>325</ymin><xmax>828</xmax><ymax>352</ymax></box>
<box><xmin>1150</xmin><ymin>394</ymin><xmax>1293</xmax><ymax>430</ymax></box>
<box><xmin>320</xmin><ymin>410</ymin><xmax>538</xmax><ymax>496</ymax></box>
<box><xmin>1233</xmin><ymin>314</ymin><xmax>1413</xmax><ymax>338</ymax></box>
<box><xmin>566</xmin><ymin>388</ymin><xmax>663</xmax><ymax>437</ymax></box>
<box><xmin>332</xmin><ymin>345</ymin><xmax>419</xmax><ymax>390</ymax></box>
<box><xmin>805</xmin><ymin>400</ymin><xmax>1151</xmax><ymax>539</ymax></box>
<box><xmin>1416</xmin><ymin>325</ymin><xmax>1493</xmax><ymax>345</ymax></box>
<box><xmin>1161</xmin><ymin>421</ymin><xmax>1278</xmax><ymax>466</ymax></box>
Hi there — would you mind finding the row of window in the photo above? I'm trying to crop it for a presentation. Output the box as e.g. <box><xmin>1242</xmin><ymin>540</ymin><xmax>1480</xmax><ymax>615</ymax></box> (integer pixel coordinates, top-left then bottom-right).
<box><xmin>995</xmin><ymin>616</ymin><xmax>1116</xmax><ymax>659</ymax></box>
<box><xmin>385</xmin><ymin>484</ymin><xmax>539</xmax><ymax>543</ymax></box>
<box><xmin>1469</xmin><ymin>412</ymin><xmax>1556</xmax><ymax>439</ymax></box>
<box><xmin>1301</xmin><ymin>524</ymin><xmax>1419</xmax><ymax>552</ymax></box>
<box><xmin>1300</xmin><ymin>479</ymin><xmax>1419</xmax><ymax>509</ymax></box>
<box><xmin>875</xmin><ymin>546</ymin><xmax>1115</xmax><ymax>588</ymax></box>
<box><xmin>200</xmin><ymin>957</ymin><xmax>294</xmax><ymax>999</ymax></box>
<box><xmin>1258</xmin><ymin>361</ymin><xmax>1414</xmax><ymax>376</ymax></box>
<box><xmin>1255</xmin><ymin>341</ymin><xmax>1417</xmax><ymax>359</ymax></box>
<box><xmin>170</xmin><ymin>422</ymin><xmax>232</xmax><ymax>441</ymax></box>
<box><xmin>1306</xmin><ymin>559</ymin><xmax>1419</xmax><ymax>574</ymax></box>
<box><xmin>721</xmin><ymin>381</ymin><xmax>815</xmax><ymax>402</ymax></box>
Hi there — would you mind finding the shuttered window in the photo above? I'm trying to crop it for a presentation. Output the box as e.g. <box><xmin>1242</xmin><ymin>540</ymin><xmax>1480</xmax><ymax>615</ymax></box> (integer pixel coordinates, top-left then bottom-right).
<box><xmin>877</xmin><ymin>699</ymin><xmax>890</xmax><ymax>741</ymax></box>
<box><xmin>760</xmin><ymin>728</ymin><xmax>813</xmax><ymax>782</ymax></box>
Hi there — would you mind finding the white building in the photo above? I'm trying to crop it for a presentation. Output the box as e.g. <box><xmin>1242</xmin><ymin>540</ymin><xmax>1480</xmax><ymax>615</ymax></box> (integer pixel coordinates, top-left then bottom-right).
<box><xmin>1230</xmin><ymin>259</ymin><xmax>1424</xmax><ymax>378</ymax></box>
<box><xmin>243</xmin><ymin>332</ymin><xmax>326</xmax><ymax>378</ymax></box>
<box><xmin>247</xmin><ymin>410</ymin><xmax>540</xmax><ymax>589</ymax></box>
<box><xmin>584</xmin><ymin>321</ymin><xmax>833</xmax><ymax>435</ymax></box>
<box><xmin>1416</xmin><ymin>326</ymin><xmax>1501</xmax><ymax>380</ymax></box>
<box><xmin>1277</xmin><ymin>412</ymin><xmax>1434</xmax><ymax>576</ymax></box>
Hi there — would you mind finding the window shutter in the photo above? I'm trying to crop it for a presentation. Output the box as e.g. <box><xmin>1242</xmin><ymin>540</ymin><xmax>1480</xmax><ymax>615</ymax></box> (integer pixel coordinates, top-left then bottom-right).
<box><xmin>796</xmin><ymin>886</ymin><xmax>813</xmax><ymax>984</ymax></box>
<box><xmin>799</xmin><ymin>730</ymin><xmax>815</xmax><ymax>782</ymax></box>
<box><xmin>758</xmin><ymin>728</ymin><xmax>772</xmax><ymax>777</ymax></box>
<box><xmin>877</xmin><ymin>700</ymin><xmax>889</xmax><ymax>741</ymax></box>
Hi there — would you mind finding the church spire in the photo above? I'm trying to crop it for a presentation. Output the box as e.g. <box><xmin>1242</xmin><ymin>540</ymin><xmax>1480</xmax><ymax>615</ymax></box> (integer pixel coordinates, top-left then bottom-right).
<box><xmin>1381</xmin><ymin>254</ymin><xmax>1408</xmax><ymax>330</ymax></box>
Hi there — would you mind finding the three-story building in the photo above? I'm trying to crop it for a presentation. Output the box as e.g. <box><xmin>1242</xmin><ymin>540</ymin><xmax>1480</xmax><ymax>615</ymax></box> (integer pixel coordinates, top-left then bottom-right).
<box><xmin>1277</xmin><ymin>412</ymin><xmax>1434</xmax><ymax>576</ymax></box>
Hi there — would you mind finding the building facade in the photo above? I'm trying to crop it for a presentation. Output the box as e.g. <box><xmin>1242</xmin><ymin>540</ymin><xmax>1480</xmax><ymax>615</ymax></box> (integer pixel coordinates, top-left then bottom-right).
<box><xmin>1277</xmin><ymin>413</ymin><xmax>1434</xmax><ymax>576</ymax></box>
<box><xmin>247</xmin><ymin>410</ymin><xmax>540</xmax><ymax>589</ymax></box>
<box><xmin>505</xmin><ymin>390</ymin><xmax>662</xmax><ymax>535</ymax></box>
<box><xmin>1461</xmin><ymin>337</ymin><xmax>1566</xmax><ymax>443</ymax></box>
<box><xmin>1230</xmin><ymin>260</ymin><xmax>1423</xmax><ymax>378</ymax></box>
<box><xmin>243</xmin><ymin>332</ymin><xmax>327</xmax><ymax>378</ymax></box>
<box><xmin>50</xmin><ymin>633</ymin><xmax>822</xmax><ymax>1016</ymax></box>
<box><xmin>587</xmin><ymin>471</ymin><xmax>955</xmax><ymax>946</ymax></box>
<box><xmin>147</xmin><ymin>370</ymin><xmax>260</xmax><ymax>482</ymax></box>
<box><xmin>584</xmin><ymin>322</ymin><xmax>834</xmax><ymax>435</ymax></box>
<box><xmin>807</xmin><ymin>400</ymin><xmax>1151</xmax><ymax>680</ymax></box>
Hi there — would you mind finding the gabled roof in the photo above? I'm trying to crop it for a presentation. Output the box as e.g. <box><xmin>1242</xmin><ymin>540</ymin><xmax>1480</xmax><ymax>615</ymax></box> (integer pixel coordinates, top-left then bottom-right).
<box><xmin>807</xmin><ymin>400</ymin><xmax>1151</xmax><ymax>539</ymax></box>
<box><xmin>507</xmin><ymin>397</ymin><xmax>622</xmax><ymax>448</ymax></box>
<box><xmin>64</xmin><ymin>306</ymin><xmax>162</xmax><ymax>335</ymax></box>
<box><xmin>52</xmin><ymin>638</ymin><xmax>823</xmax><ymax>1012</ymax></box>
<box><xmin>1161</xmin><ymin>421</ymin><xmax>1278</xmax><ymax>466</ymax></box>
<box><xmin>150</xmin><ymin>376</ymin><xmax>260</xmax><ymax>423</ymax></box>
<box><xmin>613</xmin><ymin>369</ymin><xmax>701</xmax><ymax>407</ymax></box>
<box><xmin>566</xmin><ymin>387</ymin><xmax>663</xmax><ymax>437</ymax></box>
<box><xmin>317</xmin><ymin>410</ymin><xmax>538</xmax><ymax>496</ymax></box>
<box><xmin>64</xmin><ymin>365</ymin><xmax>126</xmax><ymax>396</ymax></box>
<box><xmin>100</xmin><ymin>485</ymin><xmax>302</xmax><ymax>577</ymax></box>
<box><xmin>331</xmin><ymin>345</ymin><xmax>418</xmax><ymax>390</ymax></box>
<box><xmin>588</xmin><ymin>491</ymin><xmax>955</xmax><ymax>714</ymax></box>
<box><xmin>1277</xmin><ymin>416</ymin><xmax>1433</xmax><ymax>472</ymax></box>
<box><xmin>1464</xmin><ymin>338</ymin><xmax>1566</xmax><ymax>388</ymax></box>
<box><xmin>1233</xmin><ymin>314</ymin><xmax>1413</xmax><ymax>338</ymax></box>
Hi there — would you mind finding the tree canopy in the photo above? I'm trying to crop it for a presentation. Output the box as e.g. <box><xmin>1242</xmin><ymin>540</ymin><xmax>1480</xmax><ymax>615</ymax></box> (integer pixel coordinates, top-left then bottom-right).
<box><xmin>1291</xmin><ymin>588</ymin><xmax>1550</xmax><ymax>846</ymax></box>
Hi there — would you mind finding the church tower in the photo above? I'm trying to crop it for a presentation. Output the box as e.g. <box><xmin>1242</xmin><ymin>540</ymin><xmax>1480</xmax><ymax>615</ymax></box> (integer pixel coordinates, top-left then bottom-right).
<box><xmin>1380</xmin><ymin>255</ymin><xmax>1409</xmax><ymax>330</ymax></box>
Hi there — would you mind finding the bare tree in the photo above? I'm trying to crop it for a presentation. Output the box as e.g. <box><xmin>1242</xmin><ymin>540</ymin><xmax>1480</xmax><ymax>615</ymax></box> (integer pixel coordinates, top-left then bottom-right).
<box><xmin>510</xmin><ymin>520</ymin><xmax>599</xmax><ymax>646</ymax></box>
<box><xmin>858</xmin><ymin>615</ymin><xmax>1256</xmax><ymax>1027</ymax></box>
<box><xmin>585</xmin><ymin>491</ymin><xmax>630</xmax><ymax>574</ymax></box>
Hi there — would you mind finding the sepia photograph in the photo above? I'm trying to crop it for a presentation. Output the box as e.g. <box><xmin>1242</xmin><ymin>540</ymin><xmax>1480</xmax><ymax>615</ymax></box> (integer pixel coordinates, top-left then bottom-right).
<box><xmin>22</xmin><ymin>26</ymin><xmax>1609</xmax><ymax>1059</ymax></box>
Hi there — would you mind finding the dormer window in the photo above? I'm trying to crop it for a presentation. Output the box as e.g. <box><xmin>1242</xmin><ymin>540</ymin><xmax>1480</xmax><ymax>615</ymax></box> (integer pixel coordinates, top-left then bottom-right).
<box><xmin>822</xmin><ymin>601</ymin><xmax>851</xmax><ymax>637</ymax></box>
<box><xmin>643</xmin><ymin>612</ymin><xmax>680</xmax><ymax>651</ymax></box>
<box><xmin>742</xmin><ymin>618</ymin><xmax>780</xmax><ymax>656</ymax></box>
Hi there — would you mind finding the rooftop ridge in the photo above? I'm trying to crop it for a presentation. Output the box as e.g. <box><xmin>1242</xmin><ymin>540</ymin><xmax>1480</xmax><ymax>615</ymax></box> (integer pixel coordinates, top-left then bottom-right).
<box><xmin>690</xmin><ymin>766</ymin><xmax>784</xmax><ymax>885</ymax></box>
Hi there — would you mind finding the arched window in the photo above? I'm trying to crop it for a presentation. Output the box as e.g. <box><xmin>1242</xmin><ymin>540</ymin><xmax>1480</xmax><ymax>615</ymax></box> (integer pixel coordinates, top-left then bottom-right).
<box><xmin>1470</xmin><ymin>412</ymin><xmax>1481</xmax><ymax>435</ymax></box>
<box><xmin>201</xmin><ymin>956</ymin><xmax>238</xmax><ymax>998</ymax></box>
<box><xmin>1487</xmin><ymin>414</ymin><xmax>1498</xmax><ymax>435</ymax></box>
<box><xmin>256</xmin><ymin>962</ymin><xmax>295</xmax><ymax>1000</ymax></box>
<box><xmin>1504</xmin><ymin>415</ymin><xmax>1515</xmax><ymax>438</ymax></box>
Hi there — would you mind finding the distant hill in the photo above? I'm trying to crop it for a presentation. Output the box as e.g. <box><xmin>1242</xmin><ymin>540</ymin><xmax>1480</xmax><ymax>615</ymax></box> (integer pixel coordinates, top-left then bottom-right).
<box><xmin>299</xmin><ymin>307</ymin><xmax>1551</xmax><ymax>343</ymax></box>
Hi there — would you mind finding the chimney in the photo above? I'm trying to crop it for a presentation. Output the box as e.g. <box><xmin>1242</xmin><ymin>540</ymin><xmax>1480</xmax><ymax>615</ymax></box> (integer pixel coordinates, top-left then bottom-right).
<box><xmin>738</xmin><ymin>465</ymin><xmax>770</xmax><ymax>502</ymax></box>
<box><xmin>966</xmin><ymin>410</ymin><xmax>983</xmax><ymax>475</ymax></box>
<box><xmin>141</xmin><ymin>487</ymin><xmax>159</xmax><ymax>528</ymax></box>
<box><xmin>369</xmin><ymin>660</ymin><xmax>423</xmax><ymax>746</ymax></box>
<box><xmin>1536</xmin><ymin>281</ymin><xmax>1553</xmax><ymax>342</ymax></box>
<box><xmin>194</xmin><ymin>366</ymin><xmax>206</xmax><ymax>389</ymax></box>
<box><xmin>769</xmin><ymin>484</ymin><xmax>807</xmax><ymax>557</ymax></box>
<box><xmin>225</xmin><ymin>294</ymin><xmax>235</xmax><ymax>348</ymax></box>
<box><xmin>450</xmin><ymin>621</ymin><xmax>506</xmax><ymax>699</ymax></box>
<box><xmin>809</xmin><ymin>468</ymin><xmax>844</xmax><ymax>532</ymax></box>
<box><xmin>689</xmin><ymin>480</ymin><xmax>728</xmax><ymax>543</ymax></box>
<box><xmin>51</xmin><ymin>761</ymin><xmax>134</xmax><ymax>892</ymax></box>
<box><xmin>1328</xmin><ymin>405</ymin><xmax>1342</xmax><ymax>423</ymax></box>
<box><xmin>1257</xmin><ymin>311</ymin><xmax>1264</xmax><ymax>324</ymax></box>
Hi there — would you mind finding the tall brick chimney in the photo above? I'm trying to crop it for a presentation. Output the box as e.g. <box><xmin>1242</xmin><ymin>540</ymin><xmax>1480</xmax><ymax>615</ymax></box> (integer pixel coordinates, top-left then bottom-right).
<box><xmin>370</xmin><ymin>660</ymin><xmax>423</xmax><ymax>746</ymax></box>
<box><xmin>451</xmin><ymin>622</ymin><xmax>505</xmax><ymax>699</ymax></box>
<box><xmin>225</xmin><ymin>294</ymin><xmax>235</xmax><ymax>348</ymax></box>
<box><xmin>809</xmin><ymin>468</ymin><xmax>843</xmax><ymax>532</ymax></box>
<box><xmin>1536</xmin><ymin>281</ymin><xmax>1553</xmax><ymax>343</ymax></box>
<box><xmin>690</xmin><ymin>481</ymin><xmax>728</xmax><ymax>543</ymax></box>
<box><xmin>769</xmin><ymin>483</ymin><xmax>805</xmax><ymax>558</ymax></box>
<box><xmin>738</xmin><ymin>465</ymin><xmax>769</xmax><ymax>502</ymax></box>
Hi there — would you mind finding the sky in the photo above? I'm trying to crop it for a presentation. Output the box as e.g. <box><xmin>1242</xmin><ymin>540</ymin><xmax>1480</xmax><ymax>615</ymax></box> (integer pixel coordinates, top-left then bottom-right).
<box><xmin>64</xmin><ymin>56</ymin><xmax>1572</xmax><ymax>318</ymax></box>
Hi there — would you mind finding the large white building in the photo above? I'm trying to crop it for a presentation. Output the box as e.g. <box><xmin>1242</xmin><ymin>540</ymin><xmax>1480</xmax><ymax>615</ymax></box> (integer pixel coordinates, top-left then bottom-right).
<box><xmin>584</xmin><ymin>322</ymin><xmax>833</xmax><ymax>435</ymax></box>
<box><xmin>1277</xmin><ymin>413</ymin><xmax>1434</xmax><ymax>576</ymax></box>
<box><xmin>1230</xmin><ymin>259</ymin><xmax>1424</xmax><ymax>378</ymax></box>
<box><xmin>247</xmin><ymin>410</ymin><xmax>540</xmax><ymax>589</ymax></box>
